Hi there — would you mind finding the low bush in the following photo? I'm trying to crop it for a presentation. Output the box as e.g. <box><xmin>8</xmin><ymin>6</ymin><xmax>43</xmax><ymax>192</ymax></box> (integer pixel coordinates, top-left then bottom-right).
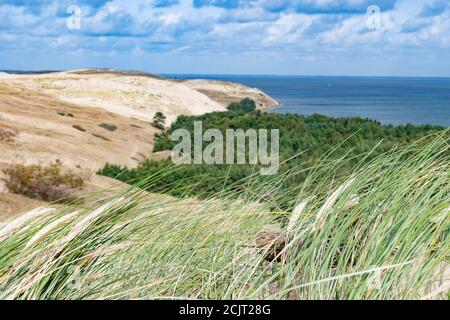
<box><xmin>152</xmin><ymin>112</ymin><xmax>166</xmax><ymax>130</ymax></box>
<box><xmin>98</xmin><ymin>123</ymin><xmax>117</xmax><ymax>132</ymax></box>
<box><xmin>57</xmin><ymin>112</ymin><xmax>74</xmax><ymax>117</ymax></box>
<box><xmin>72</xmin><ymin>125</ymin><xmax>86</xmax><ymax>132</ymax></box>
<box><xmin>227</xmin><ymin>98</ymin><xmax>256</xmax><ymax>113</ymax></box>
<box><xmin>2</xmin><ymin>161</ymin><xmax>84</xmax><ymax>202</ymax></box>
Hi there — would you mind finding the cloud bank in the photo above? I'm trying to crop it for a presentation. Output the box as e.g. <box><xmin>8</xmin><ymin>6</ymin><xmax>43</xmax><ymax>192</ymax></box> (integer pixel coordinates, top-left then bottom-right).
<box><xmin>0</xmin><ymin>0</ymin><xmax>449</xmax><ymax>76</ymax></box>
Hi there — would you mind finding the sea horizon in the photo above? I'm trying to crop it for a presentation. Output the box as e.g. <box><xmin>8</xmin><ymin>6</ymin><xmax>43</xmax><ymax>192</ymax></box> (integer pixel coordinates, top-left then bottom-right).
<box><xmin>3</xmin><ymin>69</ymin><xmax>450</xmax><ymax>80</ymax></box>
<box><xmin>2</xmin><ymin>69</ymin><xmax>449</xmax><ymax>127</ymax></box>
<box><xmin>167</xmin><ymin>74</ymin><xmax>450</xmax><ymax>127</ymax></box>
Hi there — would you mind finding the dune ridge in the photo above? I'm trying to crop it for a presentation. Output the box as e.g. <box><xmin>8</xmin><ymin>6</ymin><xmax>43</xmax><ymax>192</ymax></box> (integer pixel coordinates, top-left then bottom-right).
<box><xmin>0</xmin><ymin>69</ymin><xmax>278</xmax><ymax>219</ymax></box>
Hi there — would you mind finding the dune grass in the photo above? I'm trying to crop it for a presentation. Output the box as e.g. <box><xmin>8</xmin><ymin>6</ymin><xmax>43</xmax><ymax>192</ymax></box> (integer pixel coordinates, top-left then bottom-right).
<box><xmin>0</xmin><ymin>132</ymin><xmax>448</xmax><ymax>300</ymax></box>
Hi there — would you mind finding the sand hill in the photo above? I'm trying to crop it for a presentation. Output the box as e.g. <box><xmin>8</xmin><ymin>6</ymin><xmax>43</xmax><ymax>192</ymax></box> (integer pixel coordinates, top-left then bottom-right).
<box><xmin>0</xmin><ymin>69</ymin><xmax>278</xmax><ymax>220</ymax></box>
<box><xmin>182</xmin><ymin>78</ymin><xmax>279</xmax><ymax>110</ymax></box>
<box><xmin>0</xmin><ymin>69</ymin><xmax>278</xmax><ymax>125</ymax></box>
<box><xmin>0</xmin><ymin>69</ymin><xmax>225</xmax><ymax>125</ymax></box>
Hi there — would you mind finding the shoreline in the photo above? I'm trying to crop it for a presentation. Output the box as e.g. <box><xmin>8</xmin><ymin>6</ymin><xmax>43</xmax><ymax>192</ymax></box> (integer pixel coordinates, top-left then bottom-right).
<box><xmin>2</xmin><ymin>68</ymin><xmax>448</xmax><ymax>127</ymax></box>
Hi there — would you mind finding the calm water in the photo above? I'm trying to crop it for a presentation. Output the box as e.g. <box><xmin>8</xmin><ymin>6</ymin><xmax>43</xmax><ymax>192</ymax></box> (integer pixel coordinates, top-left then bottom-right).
<box><xmin>166</xmin><ymin>75</ymin><xmax>450</xmax><ymax>127</ymax></box>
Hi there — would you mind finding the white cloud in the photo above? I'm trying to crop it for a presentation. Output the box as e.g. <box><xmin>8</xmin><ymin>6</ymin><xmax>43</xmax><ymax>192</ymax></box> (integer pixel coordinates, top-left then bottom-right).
<box><xmin>0</xmin><ymin>0</ymin><xmax>449</xmax><ymax>75</ymax></box>
<box><xmin>265</xmin><ymin>14</ymin><xmax>315</xmax><ymax>44</ymax></box>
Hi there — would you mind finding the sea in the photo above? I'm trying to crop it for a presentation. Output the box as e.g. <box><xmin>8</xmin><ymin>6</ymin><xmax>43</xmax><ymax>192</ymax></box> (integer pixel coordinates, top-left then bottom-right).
<box><xmin>165</xmin><ymin>75</ymin><xmax>450</xmax><ymax>127</ymax></box>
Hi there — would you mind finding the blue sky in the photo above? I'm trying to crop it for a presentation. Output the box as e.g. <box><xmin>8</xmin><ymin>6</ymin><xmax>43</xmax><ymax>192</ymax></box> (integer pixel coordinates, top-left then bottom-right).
<box><xmin>0</xmin><ymin>0</ymin><xmax>449</xmax><ymax>76</ymax></box>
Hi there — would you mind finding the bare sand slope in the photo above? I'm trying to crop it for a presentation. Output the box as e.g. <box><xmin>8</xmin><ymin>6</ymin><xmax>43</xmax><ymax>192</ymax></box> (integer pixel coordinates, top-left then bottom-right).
<box><xmin>0</xmin><ymin>69</ymin><xmax>226</xmax><ymax>124</ymax></box>
<box><xmin>0</xmin><ymin>193</ymin><xmax>45</xmax><ymax>223</ymax></box>
<box><xmin>0</xmin><ymin>83</ymin><xmax>162</xmax><ymax>218</ymax></box>
<box><xmin>0</xmin><ymin>83</ymin><xmax>158</xmax><ymax>171</ymax></box>
<box><xmin>182</xmin><ymin>79</ymin><xmax>279</xmax><ymax>110</ymax></box>
<box><xmin>0</xmin><ymin>69</ymin><xmax>278</xmax><ymax>220</ymax></box>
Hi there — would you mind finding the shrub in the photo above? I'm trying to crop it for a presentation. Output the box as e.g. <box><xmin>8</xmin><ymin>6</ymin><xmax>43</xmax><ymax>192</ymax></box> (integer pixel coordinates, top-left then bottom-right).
<box><xmin>152</xmin><ymin>112</ymin><xmax>166</xmax><ymax>130</ymax></box>
<box><xmin>98</xmin><ymin>123</ymin><xmax>117</xmax><ymax>132</ymax></box>
<box><xmin>2</xmin><ymin>161</ymin><xmax>84</xmax><ymax>202</ymax></box>
<box><xmin>57</xmin><ymin>112</ymin><xmax>74</xmax><ymax>117</ymax></box>
<box><xmin>72</xmin><ymin>125</ymin><xmax>86</xmax><ymax>132</ymax></box>
<box><xmin>227</xmin><ymin>98</ymin><xmax>256</xmax><ymax>113</ymax></box>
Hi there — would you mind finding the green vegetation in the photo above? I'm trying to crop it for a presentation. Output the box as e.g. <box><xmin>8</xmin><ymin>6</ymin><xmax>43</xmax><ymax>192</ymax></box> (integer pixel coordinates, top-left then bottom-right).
<box><xmin>98</xmin><ymin>123</ymin><xmax>118</xmax><ymax>132</ymax></box>
<box><xmin>72</xmin><ymin>125</ymin><xmax>85</xmax><ymax>132</ymax></box>
<box><xmin>99</xmin><ymin>102</ymin><xmax>445</xmax><ymax>206</ymax></box>
<box><xmin>227</xmin><ymin>97</ymin><xmax>256</xmax><ymax>113</ymax></box>
<box><xmin>1</xmin><ymin>161</ymin><xmax>84</xmax><ymax>202</ymax></box>
<box><xmin>0</xmin><ymin>136</ymin><xmax>448</xmax><ymax>299</ymax></box>
<box><xmin>57</xmin><ymin>112</ymin><xmax>74</xmax><ymax>117</ymax></box>
<box><xmin>152</xmin><ymin>111</ymin><xmax>167</xmax><ymax>130</ymax></box>
<box><xmin>3</xmin><ymin>99</ymin><xmax>446</xmax><ymax>299</ymax></box>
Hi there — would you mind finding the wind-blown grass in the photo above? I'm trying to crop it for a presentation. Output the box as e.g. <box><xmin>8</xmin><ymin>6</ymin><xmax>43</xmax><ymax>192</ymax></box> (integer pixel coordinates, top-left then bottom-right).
<box><xmin>0</xmin><ymin>133</ymin><xmax>448</xmax><ymax>299</ymax></box>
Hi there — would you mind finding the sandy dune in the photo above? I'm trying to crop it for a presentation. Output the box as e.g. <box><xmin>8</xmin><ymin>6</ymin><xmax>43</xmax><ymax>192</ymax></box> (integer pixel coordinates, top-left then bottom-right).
<box><xmin>182</xmin><ymin>79</ymin><xmax>279</xmax><ymax>110</ymax></box>
<box><xmin>0</xmin><ymin>193</ymin><xmax>44</xmax><ymax>223</ymax></box>
<box><xmin>0</xmin><ymin>83</ymin><xmax>158</xmax><ymax>171</ymax></box>
<box><xmin>0</xmin><ymin>83</ymin><xmax>160</xmax><ymax>218</ymax></box>
<box><xmin>0</xmin><ymin>69</ymin><xmax>227</xmax><ymax>124</ymax></box>
<box><xmin>0</xmin><ymin>69</ymin><xmax>278</xmax><ymax>220</ymax></box>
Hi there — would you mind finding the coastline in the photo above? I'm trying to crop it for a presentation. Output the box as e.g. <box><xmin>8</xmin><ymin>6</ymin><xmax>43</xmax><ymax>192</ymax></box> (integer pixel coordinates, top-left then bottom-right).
<box><xmin>0</xmin><ymin>68</ymin><xmax>279</xmax><ymax>122</ymax></box>
<box><xmin>179</xmin><ymin>75</ymin><xmax>450</xmax><ymax>127</ymax></box>
<box><xmin>0</xmin><ymin>68</ymin><xmax>278</xmax><ymax>220</ymax></box>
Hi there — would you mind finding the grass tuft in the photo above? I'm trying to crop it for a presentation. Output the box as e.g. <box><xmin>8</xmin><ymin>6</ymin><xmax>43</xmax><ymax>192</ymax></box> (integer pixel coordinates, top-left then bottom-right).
<box><xmin>0</xmin><ymin>133</ymin><xmax>448</xmax><ymax>300</ymax></box>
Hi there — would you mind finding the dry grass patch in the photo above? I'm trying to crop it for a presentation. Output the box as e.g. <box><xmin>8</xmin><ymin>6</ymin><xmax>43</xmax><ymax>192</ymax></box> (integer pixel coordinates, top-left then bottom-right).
<box><xmin>2</xmin><ymin>161</ymin><xmax>84</xmax><ymax>202</ymax></box>
<box><xmin>0</xmin><ymin>127</ymin><xmax>17</xmax><ymax>143</ymax></box>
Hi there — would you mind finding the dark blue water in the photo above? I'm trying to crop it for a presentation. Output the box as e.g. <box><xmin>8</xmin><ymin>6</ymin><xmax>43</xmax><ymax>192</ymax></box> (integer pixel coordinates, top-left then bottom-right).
<box><xmin>166</xmin><ymin>75</ymin><xmax>450</xmax><ymax>127</ymax></box>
